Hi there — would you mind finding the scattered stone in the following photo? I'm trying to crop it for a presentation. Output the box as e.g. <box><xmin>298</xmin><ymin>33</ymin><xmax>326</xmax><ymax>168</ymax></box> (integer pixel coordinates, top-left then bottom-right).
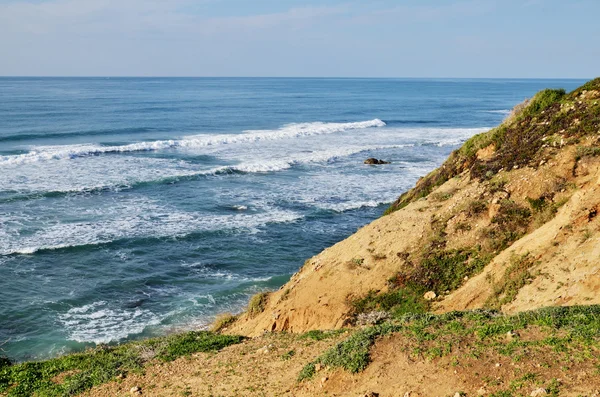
<box><xmin>314</xmin><ymin>363</ymin><xmax>322</xmax><ymax>372</ymax></box>
<box><xmin>257</xmin><ymin>345</ymin><xmax>272</xmax><ymax>354</ymax></box>
<box><xmin>454</xmin><ymin>393</ymin><xmax>463</xmax><ymax>397</ymax></box>
<box><xmin>356</xmin><ymin>311</ymin><xmax>389</xmax><ymax>326</ymax></box>
<box><xmin>477</xmin><ymin>387</ymin><xmax>487</xmax><ymax>395</ymax></box>
<box><xmin>506</xmin><ymin>330</ymin><xmax>517</xmax><ymax>341</ymax></box>
<box><xmin>321</xmin><ymin>376</ymin><xmax>328</xmax><ymax>383</ymax></box>
<box><xmin>530</xmin><ymin>388</ymin><xmax>547</xmax><ymax>397</ymax></box>
<box><xmin>403</xmin><ymin>393</ymin><xmax>411</xmax><ymax>397</ymax></box>
<box><xmin>424</xmin><ymin>291</ymin><xmax>437</xmax><ymax>301</ymax></box>
<box><xmin>495</xmin><ymin>362</ymin><xmax>501</xmax><ymax>367</ymax></box>
<box><xmin>130</xmin><ymin>386</ymin><xmax>142</xmax><ymax>395</ymax></box>
<box><xmin>364</xmin><ymin>158</ymin><xmax>390</xmax><ymax>165</ymax></box>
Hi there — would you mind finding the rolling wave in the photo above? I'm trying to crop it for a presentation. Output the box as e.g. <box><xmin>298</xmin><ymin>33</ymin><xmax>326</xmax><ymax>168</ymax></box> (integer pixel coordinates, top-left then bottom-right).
<box><xmin>0</xmin><ymin>144</ymin><xmax>412</xmax><ymax>199</ymax></box>
<box><xmin>0</xmin><ymin>206</ymin><xmax>303</xmax><ymax>256</ymax></box>
<box><xmin>58</xmin><ymin>301</ymin><xmax>160</xmax><ymax>344</ymax></box>
<box><xmin>0</xmin><ymin>127</ymin><xmax>157</xmax><ymax>143</ymax></box>
<box><xmin>0</xmin><ymin>119</ymin><xmax>386</xmax><ymax>165</ymax></box>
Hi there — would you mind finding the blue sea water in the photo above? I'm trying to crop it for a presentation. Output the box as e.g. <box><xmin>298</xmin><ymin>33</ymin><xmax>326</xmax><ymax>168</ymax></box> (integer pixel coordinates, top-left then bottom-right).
<box><xmin>0</xmin><ymin>77</ymin><xmax>585</xmax><ymax>361</ymax></box>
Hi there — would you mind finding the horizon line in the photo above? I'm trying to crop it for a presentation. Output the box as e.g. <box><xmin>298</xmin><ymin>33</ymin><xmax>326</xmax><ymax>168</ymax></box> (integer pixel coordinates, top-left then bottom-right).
<box><xmin>0</xmin><ymin>76</ymin><xmax>591</xmax><ymax>80</ymax></box>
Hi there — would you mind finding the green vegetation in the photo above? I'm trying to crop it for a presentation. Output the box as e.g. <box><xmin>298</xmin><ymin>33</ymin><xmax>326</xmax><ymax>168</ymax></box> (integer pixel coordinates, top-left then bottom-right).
<box><xmin>0</xmin><ymin>331</ymin><xmax>244</xmax><ymax>397</ymax></box>
<box><xmin>520</xmin><ymin>89</ymin><xmax>566</xmax><ymax>119</ymax></box>
<box><xmin>385</xmin><ymin>78</ymin><xmax>600</xmax><ymax>214</ymax></box>
<box><xmin>349</xmin><ymin>288</ymin><xmax>427</xmax><ymax>319</ymax></box>
<box><xmin>484</xmin><ymin>254</ymin><xmax>537</xmax><ymax>310</ymax></box>
<box><xmin>575</xmin><ymin>145</ymin><xmax>600</xmax><ymax>161</ymax></box>
<box><xmin>417</xmin><ymin>248</ymin><xmax>490</xmax><ymax>294</ymax></box>
<box><xmin>467</xmin><ymin>199</ymin><xmax>488</xmax><ymax>216</ymax></box>
<box><xmin>299</xmin><ymin>329</ymin><xmax>344</xmax><ymax>342</ymax></box>
<box><xmin>299</xmin><ymin>305</ymin><xmax>600</xmax><ymax>386</ymax></box>
<box><xmin>484</xmin><ymin>199</ymin><xmax>531</xmax><ymax>251</ymax></box>
<box><xmin>210</xmin><ymin>313</ymin><xmax>237</xmax><ymax>332</ymax></box>
<box><xmin>247</xmin><ymin>292</ymin><xmax>269</xmax><ymax>318</ymax></box>
<box><xmin>280</xmin><ymin>350</ymin><xmax>296</xmax><ymax>361</ymax></box>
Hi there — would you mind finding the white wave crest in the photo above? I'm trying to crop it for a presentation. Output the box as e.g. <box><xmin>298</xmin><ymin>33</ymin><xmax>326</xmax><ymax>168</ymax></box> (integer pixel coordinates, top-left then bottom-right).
<box><xmin>317</xmin><ymin>200</ymin><xmax>387</xmax><ymax>212</ymax></box>
<box><xmin>58</xmin><ymin>301</ymin><xmax>160</xmax><ymax>344</ymax></box>
<box><xmin>0</xmin><ymin>199</ymin><xmax>302</xmax><ymax>256</ymax></box>
<box><xmin>0</xmin><ymin>143</ymin><xmax>411</xmax><ymax>196</ymax></box>
<box><xmin>0</xmin><ymin>119</ymin><xmax>386</xmax><ymax>165</ymax></box>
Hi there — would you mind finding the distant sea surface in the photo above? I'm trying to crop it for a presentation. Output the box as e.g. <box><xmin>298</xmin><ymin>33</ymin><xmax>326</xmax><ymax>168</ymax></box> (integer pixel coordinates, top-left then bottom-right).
<box><xmin>0</xmin><ymin>77</ymin><xmax>585</xmax><ymax>361</ymax></box>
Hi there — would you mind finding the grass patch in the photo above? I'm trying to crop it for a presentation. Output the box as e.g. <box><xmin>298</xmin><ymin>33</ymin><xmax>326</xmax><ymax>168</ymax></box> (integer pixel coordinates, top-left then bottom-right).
<box><xmin>299</xmin><ymin>330</ymin><xmax>344</xmax><ymax>342</ymax></box>
<box><xmin>519</xmin><ymin>89</ymin><xmax>566</xmax><ymax>119</ymax></box>
<box><xmin>575</xmin><ymin>145</ymin><xmax>600</xmax><ymax>161</ymax></box>
<box><xmin>298</xmin><ymin>305</ymin><xmax>600</xmax><ymax>386</ymax></box>
<box><xmin>210</xmin><ymin>313</ymin><xmax>237</xmax><ymax>333</ymax></box>
<box><xmin>484</xmin><ymin>254</ymin><xmax>537</xmax><ymax>310</ymax></box>
<box><xmin>484</xmin><ymin>199</ymin><xmax>531</xmax><ymax>251</ymax></box>
<box><xmin>0</xmin><ymin>332</ymin><xmax>244</xmax><ymax>397</ymax></box>
<box><xmin>349</xmin><ymin>288</ymin><xmax>427</xmax><ymax>320</ymax></box>
<box><xmin>247</xmin><ymin>292</ymin><xmax>269</xmax><ymax>318</ymax></box>
<box><xmin>467</xmin><ymin>199</ymin><xmax>488</xmax><ymax>216</ymax></box>
<box><xmin>280</xmin><ymin>350</ymin><xmax>295</xmax><ymax>361</ymax></box>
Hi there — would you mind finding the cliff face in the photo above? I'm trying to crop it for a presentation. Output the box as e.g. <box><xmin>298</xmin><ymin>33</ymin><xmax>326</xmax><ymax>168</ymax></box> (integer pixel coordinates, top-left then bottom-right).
<box><xmin>228</xmin><ymin>78</ymin><xmax>600</xmax><ymax>337</ymax></box>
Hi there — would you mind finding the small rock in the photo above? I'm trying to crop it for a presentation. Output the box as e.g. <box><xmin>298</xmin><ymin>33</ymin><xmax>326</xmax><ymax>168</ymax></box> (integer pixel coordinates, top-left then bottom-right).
<box><xmin>477</xmin><ymin>387</ymin><xmax>487</xmax><ymax>396</ymax></box>
<box><xmin>321</xmin><ymin>376</ymin><xmax>328</xmax><ymax>383</ymax></box>
<box><xmin>463</xmin><ymin>276</ymin><xmax>469</xmax><ymax>281</ymax></box>
<box><xmin>424</xmin><ymin>291</ymin><xmax>437</xmax><ymax>301</ymax></box>
<box><xmin>454</xmin><ymin>393</ymin><xmax>463</xmax><ymax>397</ymax></box>
<box><xmin>361</xmin><ymin>393</ymin><xmax>379</xmax><ymax>397</ymax></box>
<box><xmin>364</xmin><ymin>158</ymin><xmax>390</xmax><ymax>165</ymax></box>
<box><xmin>530</xmin><ymin>388</ymin><xmax>547</xmax><ymax>397</ymax></box>
<box><xmin>495</xmin><ymin>362</ymin><xmax>501</xmax><ymax>367</ymax></box>
<box><xmin>130</xmin><ymin>386</ymin><xmax>141</xmax><ymax>395</ymax></box>
<box><xmin>315</xmin><ymin>363</ymin><xmax>322</xmax><ymax>372</ymax></box>
<box><xmin>506</xmin><ymin>330</ymin><xmax>517</xmax><ymax>341</ymax></box>
<box><xmin>403</xmin><ymin>393</ymin><xmax>411</xmax><ymax>397</ymax></box>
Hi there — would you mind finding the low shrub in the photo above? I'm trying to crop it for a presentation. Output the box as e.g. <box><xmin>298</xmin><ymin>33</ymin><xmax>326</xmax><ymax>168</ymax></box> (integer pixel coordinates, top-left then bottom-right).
<box><xmin>210</xmin><ymin>313</ymin><xmax>237</xmax><ymax>333</ymax></box>
<box><xmin>247</xmin><ymin>292</ymin><xmax>269</xmax><ymax>318</ymax></box>
<box><xmin>484</xmin><ymin>254</ymin><xmax>537</xmax><ymax>310</ymax></box>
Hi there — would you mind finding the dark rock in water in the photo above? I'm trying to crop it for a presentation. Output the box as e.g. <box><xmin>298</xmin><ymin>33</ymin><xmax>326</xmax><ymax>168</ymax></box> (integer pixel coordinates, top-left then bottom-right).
<box><xmin>123</xmin><ymin>299</ymin><xmax>147</xmax><ymax>309</ymax></box>
<box><xmin>364</xmin><ymin>158</ymin><xmax>390</xmax><ymax>165</ymax></box>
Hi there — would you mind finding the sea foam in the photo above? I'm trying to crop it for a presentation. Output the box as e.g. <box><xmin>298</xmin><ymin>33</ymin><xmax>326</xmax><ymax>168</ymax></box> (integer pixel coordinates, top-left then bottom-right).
<box><xmin>0</xmin><ymin>119</ymin><xmax>386</xmax><ymax>165</ymax></box>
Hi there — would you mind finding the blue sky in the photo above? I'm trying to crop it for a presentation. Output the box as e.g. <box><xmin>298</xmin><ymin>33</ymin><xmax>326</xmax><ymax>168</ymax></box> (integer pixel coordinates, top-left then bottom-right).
<box><xmin>0</xmin><ymin>0</ymin><xmax>598</xmax><ymax>77</ymax></box>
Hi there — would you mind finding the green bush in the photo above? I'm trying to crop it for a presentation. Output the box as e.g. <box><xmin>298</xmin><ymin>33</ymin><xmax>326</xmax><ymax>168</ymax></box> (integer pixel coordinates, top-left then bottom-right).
<box><xmin>520</xmin><ymin>89</ymin><xmax>566</xmax><ymax>119</ymax></box>
<box><xmin>349</xmin><ymin>288</ymin><xmax>427</xmax><ymax>318</ymax></box>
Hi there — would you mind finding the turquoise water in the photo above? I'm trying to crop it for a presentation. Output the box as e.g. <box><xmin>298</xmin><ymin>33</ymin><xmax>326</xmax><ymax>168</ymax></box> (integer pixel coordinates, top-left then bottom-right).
<box><xmin>0</xmin><ymin>77</ymin><xmax>585</xmax><ymax>361</ymax></box>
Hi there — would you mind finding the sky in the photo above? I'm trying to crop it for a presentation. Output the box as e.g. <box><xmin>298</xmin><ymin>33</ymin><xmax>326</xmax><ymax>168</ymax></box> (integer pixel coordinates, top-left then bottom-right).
<box><xmin>0</xmin><ymin>0</ymin><xmax>598</xmax><ymax>78</ymax></box>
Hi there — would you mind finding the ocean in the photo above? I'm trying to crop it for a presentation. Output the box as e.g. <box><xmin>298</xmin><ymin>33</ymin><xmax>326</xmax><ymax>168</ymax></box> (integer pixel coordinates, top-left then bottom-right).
<box><xmin>0</xmin><ymin>77</ymin><xmax>585</xmax><ymax>361</ymax></box>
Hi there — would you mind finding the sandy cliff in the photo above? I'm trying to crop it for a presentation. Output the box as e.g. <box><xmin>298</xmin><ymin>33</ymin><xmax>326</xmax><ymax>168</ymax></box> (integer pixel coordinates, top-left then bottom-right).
<box><xmin>229</xmin><ymin>79</ymin><xmax>600</xmax><ymax>337</ymax></box>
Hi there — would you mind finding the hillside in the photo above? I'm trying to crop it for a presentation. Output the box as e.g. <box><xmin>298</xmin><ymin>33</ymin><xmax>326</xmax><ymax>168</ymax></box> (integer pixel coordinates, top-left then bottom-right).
<box><xmin>228</xmin><ymin>78</ymin><xmax>600</xmax><ymax>337</ymax></box>
<box><xmin>3</xmin><ymin>78</ymin><xmax>600</xmax><ymax>397</ymax></box>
